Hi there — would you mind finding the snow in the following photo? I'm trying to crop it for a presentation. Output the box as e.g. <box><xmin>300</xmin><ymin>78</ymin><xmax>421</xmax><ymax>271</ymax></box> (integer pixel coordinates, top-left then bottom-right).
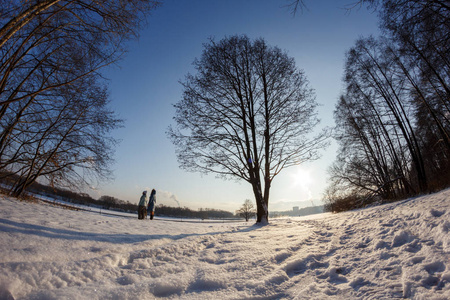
<box><xmin>0</xmin><ymin>189</ymin><xmax>449</xmax><ymax>300</ymax></box>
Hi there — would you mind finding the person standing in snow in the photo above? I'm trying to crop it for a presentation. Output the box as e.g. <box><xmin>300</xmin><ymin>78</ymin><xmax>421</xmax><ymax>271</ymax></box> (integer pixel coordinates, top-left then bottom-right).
<box><xmin>138</xmin><ymin>191</ymin><xmax>148</xmax><ymax>220</ymax></box>
<box><xmin>147</xmin><ymin>189</ymin><xmax>157</xmax><ymax>220</ymax></box>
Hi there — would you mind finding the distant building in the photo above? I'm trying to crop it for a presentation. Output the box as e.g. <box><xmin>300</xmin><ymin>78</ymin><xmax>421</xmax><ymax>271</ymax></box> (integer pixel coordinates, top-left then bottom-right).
<box><xmin>293</xmin><ymin>206</ymin><xmax>299</xmax><ymax>212</ymax></box>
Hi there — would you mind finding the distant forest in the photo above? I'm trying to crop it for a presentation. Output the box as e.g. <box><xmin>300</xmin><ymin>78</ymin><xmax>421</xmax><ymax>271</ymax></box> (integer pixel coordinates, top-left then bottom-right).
<box><xmin>0</xmin><ymin>173</ymin><xmax>235</xmax><ymax>220</ymax></box>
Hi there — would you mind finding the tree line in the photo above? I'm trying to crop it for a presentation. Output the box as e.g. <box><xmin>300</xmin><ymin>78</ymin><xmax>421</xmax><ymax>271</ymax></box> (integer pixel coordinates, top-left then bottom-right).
<box><xmin>0</xmin><ymin>0</ymin><xmax>160</xmax><ymax>198</ymax></box>
<box><xmin>325</xmin><ymin>0</ymin><xmax>450</xmax><ymax>212</ymax></box>
<box><xmin>0</xmin><ymin>172</ymin><xmax>236</xmax><ymax>219</ymax></box>
<box><xmin>157</xmin><ymin>205</ymin><xmax>235</xmax><ymax>220</ymax></box>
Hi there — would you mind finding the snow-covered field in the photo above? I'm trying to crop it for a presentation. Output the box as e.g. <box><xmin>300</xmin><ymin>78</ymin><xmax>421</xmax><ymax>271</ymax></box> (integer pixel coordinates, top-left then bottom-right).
<box><xmin>0</xmin><ymin>190</ymin><xmax>449</xmax><ymax>300</ymax></box>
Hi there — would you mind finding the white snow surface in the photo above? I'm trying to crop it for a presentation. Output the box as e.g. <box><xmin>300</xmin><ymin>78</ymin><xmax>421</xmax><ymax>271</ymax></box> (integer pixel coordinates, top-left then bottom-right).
<box><xmin>0</xmin><ymin>190</ymin><xmax>449</xmax><ymax>300</ymax></box>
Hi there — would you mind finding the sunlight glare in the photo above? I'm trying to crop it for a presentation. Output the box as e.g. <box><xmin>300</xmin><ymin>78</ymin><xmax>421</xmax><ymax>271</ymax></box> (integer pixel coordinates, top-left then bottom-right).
<box><xmin>292</xmin><ymin>168</ymin><xmax>312</xmax><ymax>188</ymax></box>
<box><xmin>290</xmin><ymin>167</ymin><xmax>314</xmax><ymax>201</ymax></box>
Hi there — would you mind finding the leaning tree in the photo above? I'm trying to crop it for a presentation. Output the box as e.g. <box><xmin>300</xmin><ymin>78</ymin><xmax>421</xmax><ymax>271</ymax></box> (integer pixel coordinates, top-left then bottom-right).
<box><xmin>168</xmin><ymin>35</ymin><xmax>328</xmax><ymax>223</ymax></box>
<box><xmin>0</xmin><ymin>0</ymin><xmax>160</xmax><ymax>196</ymax></box>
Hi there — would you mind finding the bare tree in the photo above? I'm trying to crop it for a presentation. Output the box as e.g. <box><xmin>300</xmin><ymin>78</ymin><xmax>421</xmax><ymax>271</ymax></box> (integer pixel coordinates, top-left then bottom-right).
<box><xmin>99</xmin><ymin>195</ymin><xmax>118</xmax><ymax>209</ymax></box>
<box><xmin>328</xmin><ymin>36</ymin><xmax>429</xmax><ymax>205</ymax></box>
<box><xmin>0</xmin><ymin>0</ymin><xmax>160</xmax><ymax>109</ymax></box>
<box><xmin>0</xmin><ymin>0</ymin><xmax>159</xmax><ymax>196</ymax></box>
<box><xmin>236</xmin><ymin>199</ymin><xmax>256</xmax><ymax>222</ymax></box>
<box><xmin>168</xmin><ymin>35</ymin><xmax>329</xmax><ymax>223</ymax></box>
<box><xmin>4</xmin><ymin>75</ymin><xmax>122</xmax><ymax>197</ymax></box>
<box><xmin>329</xmin><ymin>29</ymin><xmax>450</xmax><ymax>210</ymax></box>
<box><xmin>285</xmin><ymin>0</ymin><xmax>450</xmax><ymax>210</ymax></box>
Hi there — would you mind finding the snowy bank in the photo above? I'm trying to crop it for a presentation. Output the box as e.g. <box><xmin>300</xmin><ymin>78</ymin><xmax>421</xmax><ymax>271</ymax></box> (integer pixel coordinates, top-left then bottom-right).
<box><xmin>0</xmin><ymin>189</ymin><xmax>449</xmax><ymax>299</ymax></box>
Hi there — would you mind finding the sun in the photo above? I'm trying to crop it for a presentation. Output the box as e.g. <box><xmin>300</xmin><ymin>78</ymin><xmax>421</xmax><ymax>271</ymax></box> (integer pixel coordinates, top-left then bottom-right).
<box><xmin>291</xmin><ymin>168</ymin><xmax>312</xmax><ymax>188</ymax></box>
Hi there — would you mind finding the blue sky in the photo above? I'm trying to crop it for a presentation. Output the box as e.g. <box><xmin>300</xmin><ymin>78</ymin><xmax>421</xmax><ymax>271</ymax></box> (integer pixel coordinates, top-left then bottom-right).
<box><xmin>98</xmin><ymin>0</ymin><xmax>380</xmax><ymax>212</ymax></box>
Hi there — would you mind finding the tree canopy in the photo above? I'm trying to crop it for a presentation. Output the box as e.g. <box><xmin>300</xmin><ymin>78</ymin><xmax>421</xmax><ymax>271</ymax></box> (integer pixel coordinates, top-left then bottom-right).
<box><xmin>0</xmin><ymin>0</ymin><xmax>160</xmax><ymax>196</ymax></box>
<box><xmin>325</xmin><ymin>0</ymin><xmax>450</xmax><ymax>211</ymax></box>
<box><xmin>169</xmin><ymin>35</ymin><xmax>329</xmax><ymax>223</ymax></box>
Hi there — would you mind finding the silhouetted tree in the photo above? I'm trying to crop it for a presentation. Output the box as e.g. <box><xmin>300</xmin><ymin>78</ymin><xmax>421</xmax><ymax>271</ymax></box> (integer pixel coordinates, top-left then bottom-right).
<box><xmin>327</xmin><ymin>0</ymin><xmax>450</xmax><ymax>210</ymax></box>
<box><xmin>236</xmin><ymin>199</ymin><xmax>256</xmax><ymax>221</ymax></box>
<box><xmin>0</xmin><ymin>0</ymin><xmax>160</xmax><ymax>196</ymax></box>
<box><xmin>99</xmin><ymin>195</ymin><xmax>118</xmax><ymax>209</ymax></box>
<box><xmin>168</xmin><ymin>35</ymin><xmax>329</xmax><ymax>223</ymax></box>
<box><xmin>334</xmin><ymin>37</ymin><xmax>427</xmax><ymax>196</ymax></box>
<box><xmin>0</xmin><ymin>0</ymin><xmax>160</xmax><ymax>108</ymax></box>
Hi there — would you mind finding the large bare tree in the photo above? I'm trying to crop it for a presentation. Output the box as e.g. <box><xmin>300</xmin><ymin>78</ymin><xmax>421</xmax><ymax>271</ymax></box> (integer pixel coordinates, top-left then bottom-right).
<box><xmin>327</xmin><ymin>0</ymin><xmax>450</xmax><ymax>210</ymax></box>
<box><xmin>0</xmin><ymin>0</ymin><xmax>160</xmax><ymax>109</ymax></box>
<box><xmin>0</xmin><ymin>0</ymin><xmax>160</xmax><ymax>196</ymax></box>
<box><xmin>4</xmin><ymin>76</ymin><xmax>122</xmax><ymax>197</ymax></box>
<box><xmin>168</xmin><ymin>35</ymin><xmax>329</xmax><ymax>223</ymax></box>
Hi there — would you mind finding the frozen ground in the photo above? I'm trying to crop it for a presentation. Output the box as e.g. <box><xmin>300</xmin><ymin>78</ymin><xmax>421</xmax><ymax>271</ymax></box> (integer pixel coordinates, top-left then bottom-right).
<box><xmin>0</xmin><ymin>189</ymin><xmax>449</xmax><ymax>299</ymax></box>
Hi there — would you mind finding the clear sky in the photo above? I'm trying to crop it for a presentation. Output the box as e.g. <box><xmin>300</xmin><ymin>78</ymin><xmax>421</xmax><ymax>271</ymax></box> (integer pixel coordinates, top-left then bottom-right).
<box><xmin>97</xmin><ymin>0</ymin><xmax>380</xmax><ymax>212</ymax></box>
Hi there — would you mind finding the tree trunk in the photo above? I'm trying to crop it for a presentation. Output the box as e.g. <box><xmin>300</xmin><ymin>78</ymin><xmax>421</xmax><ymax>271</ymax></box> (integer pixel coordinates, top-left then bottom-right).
<box><xmin>251</xmin><ymin>179</ymin><xmax>268</xmax><ymax>224</ymax></box>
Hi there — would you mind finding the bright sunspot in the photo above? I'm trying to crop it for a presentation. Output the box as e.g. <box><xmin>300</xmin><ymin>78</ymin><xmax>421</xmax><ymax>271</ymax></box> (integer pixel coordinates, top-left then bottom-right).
<box><xmin>291</xmin><ymin>168</ymin><xmax>312</xmax><ymax>188</ymax></box>
<box><xmin>290</xmin><ymin>167</ymin><xmax>314</xmax><ymax>201</ymax></box>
